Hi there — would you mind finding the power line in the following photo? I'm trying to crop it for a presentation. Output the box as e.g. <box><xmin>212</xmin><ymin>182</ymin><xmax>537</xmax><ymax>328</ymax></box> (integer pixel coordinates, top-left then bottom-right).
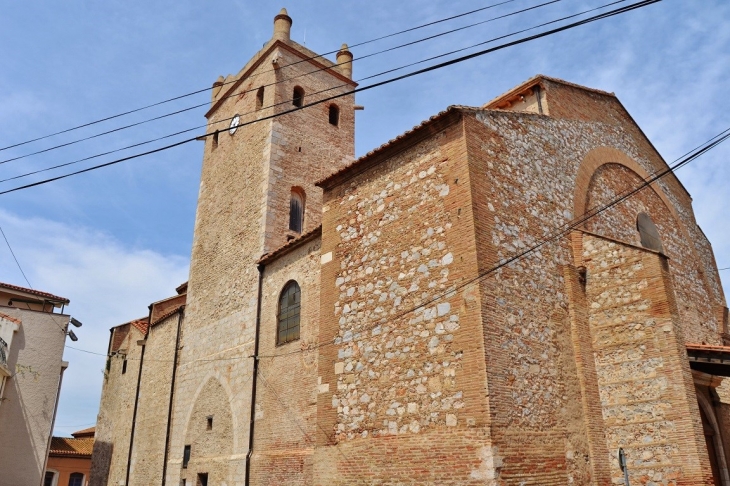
<box><xmin>0</xmin><ymin>0</ymin><xmax>564</xmax><ymax>167</ymax></box>
<box><xmin>256</xmin><ymin>122</ymin><xmax>730</xmax><ymax>359</ymax></box>
<box><xmin>0</xmin><ymin>0</ymin><xmax>657</xmax><ymax>195</ymax></box>
<box><xmin>0</xmin><ymin>0</ymin><xmax>521</xmax><ymax>153</ymax></box>
<box><xmin>0</xmin><ymin>224</ymin><xmax>70</xmax><ymax>335</ymax></box>
<box><xmin>63</xmin><ymin>120</ymin><xmax>730</xmax><ymax>363</ymax></box>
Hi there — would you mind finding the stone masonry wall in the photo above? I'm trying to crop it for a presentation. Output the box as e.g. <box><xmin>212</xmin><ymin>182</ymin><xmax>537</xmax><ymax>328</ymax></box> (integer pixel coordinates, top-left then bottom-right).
<box><xmin>128</xmin><ymin>311</ymin><xmax>180</xmax><ymax>486</ymax></box>
<box><xmin>465</xmin><ymin>79</ymin><xmax>726</xmax><ymax>483</ymax></box>
<box><xmin>581</xmin><ymin>233</ymin><xmax>711</xmax><ymax>485</ymax></box>
<box><xmin>90</xmin><ymin>324</ymin><xmax>144</xmax><ymax>486</ymax></box>
<box><xmin>252</xmin><ymin>236</ymin><xmax>321</xmax><ymax>485</ymax></box>
<box><xmin>169</xmin><ymin>33</ymin><xmax>356</xmax><ymax>485</ymax></box>
<box><xmin>316</xmin><ymin>114</ymin><xmax>498</xmax><ymax>484</ymax></box>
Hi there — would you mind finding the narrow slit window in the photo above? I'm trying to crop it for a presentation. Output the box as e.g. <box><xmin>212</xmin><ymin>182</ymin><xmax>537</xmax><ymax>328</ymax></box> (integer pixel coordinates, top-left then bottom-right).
<box><xmin>293</xmin><ymin>86</ymin><xmax>304</xmax><ymax>108</ymax></box>
<box><xmin>206</xmin><ymin>415</ymin><xmax>213</xmax><ymax>430</ymax></box>
<box><xmin>183</xmin><ymin>445</ymin><xmax>191</xmax><ymax>469</ymax></box>
<box><xmin>122</xmin><ymin>358</ymin><xmax>127</xmax><ymax>375</ymax></box>
<box><xmin>212</xmin><ymin>130</ymin><xmax>218</xmax><ymax>148</ymax></box>
<box><xmin>329</xmin><ymin>104</ymin><xmax>339</xmax><ymax>126</ymax></box>
<box><xmin>256</xmin><ymin>86</ymin><xmax>265</xmax><ymax>110</ymax></box>
<box><xmin>289</xmin><ymin>189</ymin><xmax>305</xmax><ymax>233</ymax></box>
<box><xmin>277</xmin><ymin>281</ymin><xmax>301</xmax><ymax>345</ymax></box>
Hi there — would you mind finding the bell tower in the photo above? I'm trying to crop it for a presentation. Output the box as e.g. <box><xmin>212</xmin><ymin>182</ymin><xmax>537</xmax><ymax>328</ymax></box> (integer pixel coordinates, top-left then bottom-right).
<box><xmin>167</xmin><ymin>8</ymin><xmax>355</xmax><ymax>485</ymax></box>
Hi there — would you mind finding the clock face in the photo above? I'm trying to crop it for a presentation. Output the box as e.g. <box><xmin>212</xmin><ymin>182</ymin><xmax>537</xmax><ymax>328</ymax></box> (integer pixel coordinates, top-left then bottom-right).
<box><xmin>229</xmin><ymin>114</ymin><xmax>240</xmax><ymax>134</ymax></box>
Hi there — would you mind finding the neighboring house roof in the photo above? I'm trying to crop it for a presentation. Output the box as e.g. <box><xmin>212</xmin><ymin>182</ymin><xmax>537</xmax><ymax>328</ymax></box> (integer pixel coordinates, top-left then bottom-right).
<box><xmin>258</xmin><ymin>225</ymin><xmax>322</xmax><ymax>265</ymax></box>
<box><xmin>0</xmin><ymin>281</ymin><xmax>69</xmax><ymax>304</ymax></box>
<box><xmin>0</xmin><ymin>312</ymin><xmax>21</xmax><ymax>325</ymax></box>
<box><xmin>71</xmin><ymin>426</ymin><xmax>95</xmax><ymax>438</ymax></box>
<box><xmin>49</xmin><ymin>436</ymin><xmax>94</xmax><ymax>458</ymax></box>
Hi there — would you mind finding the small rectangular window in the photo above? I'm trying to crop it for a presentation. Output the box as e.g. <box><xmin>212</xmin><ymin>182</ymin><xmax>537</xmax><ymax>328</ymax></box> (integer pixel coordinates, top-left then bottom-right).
<box><xmin>122</xmin><ymin>359</ymin><xmax>127</xmax><ymax>375</ymax></box>
<box><xmin>183</xmin><ymin>445</ymin><xmax>191</xmax><ymax>468</ymax></box>
<box><xmin>206</xmin><ymin>415</ymin><xmax>213</xmax><ymax>430</ymax></box>
<box><xmin>197</xmin><ymin>473</ymin><xmax>208</xmax><ymax>486</ymax></box>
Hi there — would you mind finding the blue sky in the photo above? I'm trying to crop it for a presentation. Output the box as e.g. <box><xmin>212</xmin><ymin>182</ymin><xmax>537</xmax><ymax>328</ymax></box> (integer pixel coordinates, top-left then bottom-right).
<box><xmin>1</xmin><ymin>1</ymin><xmax>729</xmax><ymax>436</ymax></box>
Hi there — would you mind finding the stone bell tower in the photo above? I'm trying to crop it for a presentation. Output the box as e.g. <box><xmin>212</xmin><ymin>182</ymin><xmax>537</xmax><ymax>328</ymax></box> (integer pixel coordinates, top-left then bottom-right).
<box><xmin>165</xmin><ymin>8</ymin><xmax>356</xmax><ymax>485</ymax></box>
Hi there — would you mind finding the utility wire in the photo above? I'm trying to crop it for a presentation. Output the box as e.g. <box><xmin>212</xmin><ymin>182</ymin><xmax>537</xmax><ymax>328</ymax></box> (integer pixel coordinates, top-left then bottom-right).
<box><xmin>0</xmin><ymin>0</ymin><xmax>653</xmax><ymax>193</ymax></box>
<box><xmin>0</xmin><ymin>0</ymin><xmax>564</xmax><ymax>166</ymax></box>
<box><xmin>0</xmin><ymin>0</ymin><xmax>521</xmax><ymax>153</ymax></box>
<box><xmin>256</xmin><ymin>122</ymin><xmax>730</xmax><ymax>359</ymax></box>
<box><xmin>0</xmin><ymin>224</ymin><xmax>69</xmax><ymax>335</ymax></box>
<box><xmin>64</xmin><ymin>120</ymin><xmax>730</xmax><ymax>364</ymax></box>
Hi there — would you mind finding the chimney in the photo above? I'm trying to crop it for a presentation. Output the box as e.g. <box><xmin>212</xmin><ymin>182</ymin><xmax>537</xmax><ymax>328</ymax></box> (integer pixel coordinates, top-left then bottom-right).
<box><xmin>336</xmin><ymin>43</ymin><xmax>353</xmax><ymax>80</ymax></box>
<box><xmin>273</xmin><ymin>8</ymin><xmax>292</xmax><ymax>41</ymax></box>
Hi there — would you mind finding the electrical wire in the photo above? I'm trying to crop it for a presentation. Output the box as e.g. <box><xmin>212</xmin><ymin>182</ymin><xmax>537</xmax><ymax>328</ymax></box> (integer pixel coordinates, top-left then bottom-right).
<box><xmin>0</xmin><ymin>0</ymin><xmax>522</xmax><ymax>153</ymax></box>
<box><xmin>0</xmin><ymin>0</ymin><xmax>656</xmax><ymax>194</ymax></box>
<box><xmin>65</xmin><ymin>122</ymin><xmax>730</xmax><ymax>362</ymax></box>
<box><xmin>0</xmin><ymin>0</ymin><xmax>565</xmax><ymax>167</ymax></box>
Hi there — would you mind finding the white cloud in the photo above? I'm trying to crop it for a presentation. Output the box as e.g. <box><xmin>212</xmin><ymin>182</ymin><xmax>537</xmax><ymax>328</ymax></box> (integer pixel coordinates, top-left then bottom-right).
<box><xmin>0</xmin><ymin>209</ymin><xmax>189</xmax><ymax>436</ymax></box>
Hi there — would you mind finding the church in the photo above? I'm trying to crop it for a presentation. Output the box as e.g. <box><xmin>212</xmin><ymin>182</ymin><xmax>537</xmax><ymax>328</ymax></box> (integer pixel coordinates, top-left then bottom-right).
<box><xmin>89</xmin><ymin>8</ymin><xmax>730</xmax><ymax>486</ymax></box>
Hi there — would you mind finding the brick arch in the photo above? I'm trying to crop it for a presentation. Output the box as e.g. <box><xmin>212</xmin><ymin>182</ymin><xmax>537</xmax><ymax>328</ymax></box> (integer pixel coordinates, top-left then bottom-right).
<box><xmin>573</xmin><ymin>146</ymin><xmax>718</xmax><ymax>328</ymax></box>
<box><xmin>572</xmin><ymin>146</ymin><xmax>682</xmax><ymax>225</ymax></box>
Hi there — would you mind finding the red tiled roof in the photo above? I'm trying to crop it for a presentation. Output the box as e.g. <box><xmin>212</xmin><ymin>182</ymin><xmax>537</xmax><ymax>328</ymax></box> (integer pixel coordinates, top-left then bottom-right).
<box><xmin>686</xmin><ymin>343</ymin><xmax>730</xmax><ymax>354</ymax></box>
<box><xmin>151</xmin><ymin>305</ymin><xmax>185</xmax><ymax>326</ymax></box>
<box><xmin>129</xmin><ymin>318</ymin><xmax>149</xmax><ymax>335</ymax></box>
<box><xmin>483</xmin><ymin>74</ymin><xmax>615</xmax><ymax>109</ymax></box>
<box><xmin>49</xmin><ymin>436</ymin><xmax>94</xmax><ymax>457</ymax></box>
<box><xmin>176</xmin><ymin>282</ymin><xmax>188</xmax><ymax>295</ymax></box>
<box><xmin>0</xmin><ymin>312</ymin><xmax>21</xmax><ymax>324</ymax></box>
<box><xmin>71</xmin><ymin>426</ymin><xmax>95</xmax><ymax>438</ymax></box>
<box><xmin>316</xmin><ymin>106</ymin><xmax>474</xmax><ymax>190</ymax></box>
<box><xmin>257</xmin><ymin>225</ymin><xmax>322</xmax><ymax>265</ymax></box>
<box><xmin>0</xmin><ymin>281</ymin><xmax>69</xmax><ymax>304</ymax></box>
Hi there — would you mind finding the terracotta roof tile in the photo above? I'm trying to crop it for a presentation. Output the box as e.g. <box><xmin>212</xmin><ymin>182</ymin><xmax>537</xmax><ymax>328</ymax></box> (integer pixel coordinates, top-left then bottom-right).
<box><xmin>686</xmin><ymin>343</ymin><xmax>730</xmax><ymax>353</ymax></box>
<box><xmin>317</xmin><ymin>106</ymin><xmax>475</xmax><ymax>189</ymax></box>
<box><xmin>71</xmin><ymin>426</ymin><xmax>95</xmax><ymax>438</ymax></box>
<box><xmin>0</xmin><ymin>312</ymin><xmax>21</xmax><ymax>324</ymax></box>
<box><xmin>0</xmin><ymin>281</ymin><xmax>69</xmax><ymax>304</ymax></box>
<box><xmin>257</xmin><ymin>225</ymin><xmax>322</xmax><ymax>265</ymax></box>
<box><xmin>49</xmin><ymin>436</ymin><xmax>94</xmax><ymax>457</ymax></box>
<box><xmin>483</xmin><ymin>74</ymin><xmax>615</xmax><ymax>109</ymax></box>
<box><xmin>151</xmin><ymin>306</ymin><xmax>185</xmax><ymax>326</ymax></box>
<box><xmin>129</xmin><ymin>318</ymin><xmax>149</xmax><ymax>335</ymax></box>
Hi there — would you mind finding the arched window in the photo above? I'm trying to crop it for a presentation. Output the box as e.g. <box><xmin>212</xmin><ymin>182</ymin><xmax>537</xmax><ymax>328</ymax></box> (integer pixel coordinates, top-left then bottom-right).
<box><xmin>256</xmin><ymin>86</ymin><xmax>265</xmax><ymax>110</ymax></box>
<box><xmin>292</xmin><ymin>86</ymin><xmax>304</xmax><ymax>108</ymax></box>
<box><xmin>68</xmin><ymin>473</ymin><xmax>84</xmax><ymax>486</ymax></box>
<box><xmin>328</xmin><ymin>104</ymin><xmax>339</xmax><ymax>126</ymax></box>
<box><xmin>636</xmin><ymin>212</ymin><xmax>664</xmax><ymax>253</ymax></box>
<box><xmin>289</xmin><ymin>188</ymin><xmax>305</xmax><ymax>233</ymax></box>
<box><xmin>278</xmin><ymin>281</ymin><xmax>301</xmax><ymax>345</ymax></box>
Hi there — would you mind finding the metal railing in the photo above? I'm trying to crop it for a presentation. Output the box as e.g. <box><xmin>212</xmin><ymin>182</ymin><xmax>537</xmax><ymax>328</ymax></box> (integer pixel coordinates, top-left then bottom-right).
<box><xmin>0</xmin><ymin>337</ymin><xmax>7</xmax><ymax>368</ymax></box>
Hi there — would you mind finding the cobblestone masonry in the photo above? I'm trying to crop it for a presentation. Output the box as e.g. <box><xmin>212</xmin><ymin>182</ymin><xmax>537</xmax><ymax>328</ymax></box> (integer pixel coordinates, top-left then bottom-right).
<box><xmin>89</xmin><ymin>23</ymin><xmax>730</xmax><ymax>484</ymax></box>
<box><xmin>165</xmin><ymin>14</ymin><xmax>356</xmax><ymax>486</ymax></box>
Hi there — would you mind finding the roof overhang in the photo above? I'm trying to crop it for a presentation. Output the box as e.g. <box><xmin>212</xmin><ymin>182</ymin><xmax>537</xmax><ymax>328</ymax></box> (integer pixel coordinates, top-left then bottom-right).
<box><xmin>686</xmin><ymin>343</ymin><xmax>730</xmax><ymax>377</ymax></box>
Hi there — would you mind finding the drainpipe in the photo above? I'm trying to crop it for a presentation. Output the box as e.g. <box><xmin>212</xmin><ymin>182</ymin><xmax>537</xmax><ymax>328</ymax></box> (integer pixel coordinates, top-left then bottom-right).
<box><xmin>245</xmin><ymin>263</ymin><xmax>265</xmax><ymax>486</ymax></box>
<box><xmin>161</xmin><ymin>306</ymin><xmax>185</xmax><ymax>486</ymax></box>
<box><xmin>40</xmin><ymin>359</ymin><xmax>68</xmax><ymax>486</ymax></box>
<box><xmin>125</xmin><ymin>308</ymin><xmax>151</xmax><ymax>485</ymax></box>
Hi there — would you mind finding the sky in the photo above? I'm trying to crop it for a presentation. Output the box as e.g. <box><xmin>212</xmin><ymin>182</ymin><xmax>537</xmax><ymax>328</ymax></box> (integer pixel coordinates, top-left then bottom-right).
<box><xmin>1</xmin><ymin>0</ymin><xmax>729</xmax><ymax>437</ymax></box>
